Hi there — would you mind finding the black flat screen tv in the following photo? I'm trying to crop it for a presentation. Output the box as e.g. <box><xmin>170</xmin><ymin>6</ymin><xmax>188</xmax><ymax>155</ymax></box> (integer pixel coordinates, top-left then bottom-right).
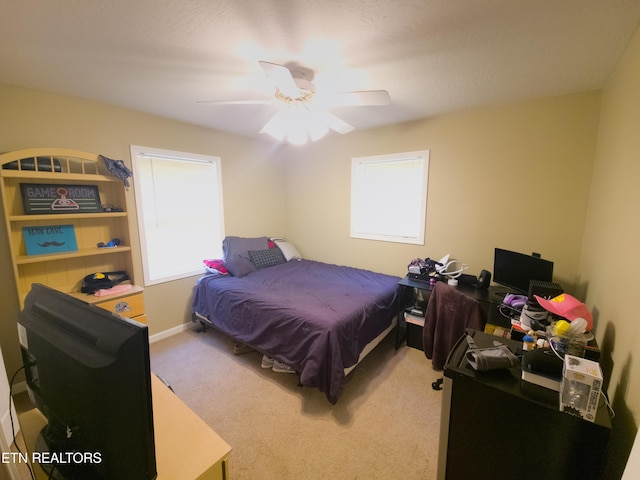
<box><xmin>17</xmin><ymin>284</ymin><xmax>157</xmax><ymax>480</ymax></box>
<box><xmin>493</xmin><ymin>248</ymin><xmax>554</xmax><ymax>294</ymax></box>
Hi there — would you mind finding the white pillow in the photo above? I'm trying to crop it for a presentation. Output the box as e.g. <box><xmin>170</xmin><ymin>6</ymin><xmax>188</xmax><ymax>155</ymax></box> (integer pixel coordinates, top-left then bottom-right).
<box><xmin>273</xmin><ymin>239</ymin><xmax>302</xmax><ymax>261</ymax></box>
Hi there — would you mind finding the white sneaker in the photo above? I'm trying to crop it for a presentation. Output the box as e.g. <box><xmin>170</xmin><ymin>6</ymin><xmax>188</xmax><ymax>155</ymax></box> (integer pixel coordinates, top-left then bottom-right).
<box><xmin>272</xmin><ymin>360</ymin><xmax>295</xmax><ymax>374</ymax></box>
<box><xmin>261</xmin><ymin>355</ymin><xmax>274</xmax><ymax>369</ymax></box>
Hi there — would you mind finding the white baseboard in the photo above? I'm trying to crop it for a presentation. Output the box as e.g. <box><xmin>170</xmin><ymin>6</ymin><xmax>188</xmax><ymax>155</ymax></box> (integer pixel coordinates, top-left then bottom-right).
<box><xmin>148</xmin><ymin>323</ymin><xmax>190</xmax><ymax>344</ymax></box>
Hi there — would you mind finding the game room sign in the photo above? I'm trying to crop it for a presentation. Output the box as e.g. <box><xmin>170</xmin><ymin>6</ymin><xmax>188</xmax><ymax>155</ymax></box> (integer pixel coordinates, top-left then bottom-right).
<box><xmin>20</xmin><ymin>183</ymin><xmax>102</xmax><ymax>214</ymax></box>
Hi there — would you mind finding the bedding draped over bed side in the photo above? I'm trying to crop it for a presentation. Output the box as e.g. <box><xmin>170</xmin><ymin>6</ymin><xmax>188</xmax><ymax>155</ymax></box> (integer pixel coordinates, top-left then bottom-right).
<box><xmin>192</xmin><ymin>259</ymin><xmax>400</xmax><ymax>403</ymax></box>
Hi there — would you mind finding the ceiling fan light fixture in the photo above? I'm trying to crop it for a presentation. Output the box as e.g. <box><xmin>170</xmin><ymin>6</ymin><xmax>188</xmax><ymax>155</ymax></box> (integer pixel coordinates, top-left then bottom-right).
<box><xmin>287</xmin><ymin>130</ymin><xmax>308</xmax><ymax>146</ymax></box>
<box><xmin>202</xmin><ymin>61</ymin><xmax>387</xmax><ymax>143</ymax></box>
<box><xmin>260</xmin><ymin>109</ymin><xmax>287</xmax><ymax>140</ymax></box>
<box><xmin>261</xmin><ymin>102</ymin><xmax>330</xmax><ymax>145</ymax></box>
<box><xmin>308</xmin><ymin>110</ymin><xmax>330</xmax><ymax>141</ymax></box>
<box><xmin>286</xmin><ymin>105</ymin><xmax>310</xmax><ymax>145</ymax></box>
<box><xmin>309</xmin><ymin>124</ymin><xmax>329</xmax><ymax>142</ymax></box>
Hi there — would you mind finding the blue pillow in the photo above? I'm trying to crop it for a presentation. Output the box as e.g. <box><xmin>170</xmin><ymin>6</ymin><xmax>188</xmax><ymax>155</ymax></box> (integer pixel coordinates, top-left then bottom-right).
<box><xmin>222</xmin><ymin>236</ymin><xmax>269</xmax><ymax>277</ymax></box>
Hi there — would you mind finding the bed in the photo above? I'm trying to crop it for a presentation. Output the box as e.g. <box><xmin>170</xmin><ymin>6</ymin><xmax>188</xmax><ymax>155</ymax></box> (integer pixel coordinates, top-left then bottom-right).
<box><xmin>191</xmin><ymin>236</ymin><xmax>401</xmax><ymax>404</ymax></box>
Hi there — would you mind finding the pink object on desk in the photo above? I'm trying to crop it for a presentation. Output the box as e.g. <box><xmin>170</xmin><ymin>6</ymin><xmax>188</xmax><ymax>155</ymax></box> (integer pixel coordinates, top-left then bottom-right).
<box><xmin>94</xmin><ymin>284</ymin><xmax>132</xmax><ymax>297</ymax></box>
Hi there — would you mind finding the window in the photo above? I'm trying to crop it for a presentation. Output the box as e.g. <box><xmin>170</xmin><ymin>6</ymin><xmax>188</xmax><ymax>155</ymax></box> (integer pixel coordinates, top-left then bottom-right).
<box><xmin>351</xmin><ymin>150</ymin><xmax>429</xmax><ymax>245</ymax></box>
<box><xmin>130</xmin><ymin>146</ymin><xmax>225</xmax><ymax>285</ymax></box>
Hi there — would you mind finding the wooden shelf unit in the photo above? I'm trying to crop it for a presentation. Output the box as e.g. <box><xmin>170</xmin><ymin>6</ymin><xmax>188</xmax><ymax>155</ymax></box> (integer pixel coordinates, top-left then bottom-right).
<box><xmin>0</xmin><ymin>148</ymin><xmax>144</xmax><ymax>321</ymax></box>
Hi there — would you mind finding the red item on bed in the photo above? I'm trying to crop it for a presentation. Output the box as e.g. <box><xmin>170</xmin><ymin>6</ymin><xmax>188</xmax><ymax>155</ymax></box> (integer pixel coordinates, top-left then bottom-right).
<box><xmin>203</xmin><ymin>259</ymin><xmax>228</xmax><ymax>274</ymax></box>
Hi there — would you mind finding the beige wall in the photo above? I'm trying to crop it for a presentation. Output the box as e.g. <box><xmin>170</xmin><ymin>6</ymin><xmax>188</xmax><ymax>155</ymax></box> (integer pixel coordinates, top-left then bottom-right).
<box><xmin>283</xmin><ymin>92</ymin><xmax>601</xmax><ymax>289</ymax></box>
<box><xmin>0</xmin><ymin>84</ymin><xmax>602</xmax><ymax>376</ymax></box>
<box><xmin>0</xmin><ymin>83</ymin><xmax>287</xmax><ymax>379</ymax></box>
<box><xmin>579</xmin><ymin>25</ymin><xmax>640</xmax><ymax>477</ymax></box>
<box><xmin>2</xmin><ymin>40</ymin><xmax>638</xmax><ymax>470</ymax></box>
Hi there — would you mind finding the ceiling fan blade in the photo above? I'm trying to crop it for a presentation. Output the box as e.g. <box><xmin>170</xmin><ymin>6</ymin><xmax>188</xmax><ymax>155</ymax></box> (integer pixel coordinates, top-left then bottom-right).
<box><xmin>197</xmin><ymin>99</ymin><xmax>275</xmax><ymax>105</ymax></box>
<box><xmin>259</xmin><ymin>61</ymin><xmax>301</xmax><ymax>99</ymax></box>
<box><xmin>319</xmin><ymin>90</ymin><xmax>390</xmax><ymax>108</ymax></box>
<box><xmin>319</xmin><ymin>111</ymin><xmax>354</xmax><ymax>134</ymax></box>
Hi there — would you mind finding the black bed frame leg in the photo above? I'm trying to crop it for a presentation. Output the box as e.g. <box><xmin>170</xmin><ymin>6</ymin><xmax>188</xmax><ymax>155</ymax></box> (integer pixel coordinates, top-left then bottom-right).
<box><xmin>196</xmin><ymin>323</ymin><xmax>208</xmax><ymax>333</ymax></box>
<box><xmin>191</xmin><ymin>313</ymin><xmax>208</xmax><ymax>333</ymax></box>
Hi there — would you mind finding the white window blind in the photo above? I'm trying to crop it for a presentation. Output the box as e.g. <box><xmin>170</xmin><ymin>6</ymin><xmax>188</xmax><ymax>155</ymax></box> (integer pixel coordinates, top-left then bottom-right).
<box><xmin>351</xmin><ymin>150</ymin><xmax>429</xmax><ymax>245</ymax></box>
<box><xmin>130</xmin><ymin>146</ymin><xmax>225</xmax><ymax>285</ymax></box>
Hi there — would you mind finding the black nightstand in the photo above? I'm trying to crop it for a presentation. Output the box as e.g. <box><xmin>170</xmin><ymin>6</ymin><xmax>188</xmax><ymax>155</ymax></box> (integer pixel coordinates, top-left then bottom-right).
<box><xmin>395</xmin><ymin>275</ymin><xmax>506</xmax><ymax>349</ymax></box>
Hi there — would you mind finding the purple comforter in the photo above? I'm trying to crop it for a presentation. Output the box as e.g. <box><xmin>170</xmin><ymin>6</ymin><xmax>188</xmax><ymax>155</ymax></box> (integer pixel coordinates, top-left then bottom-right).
<box><xmin>192</xmin><ymin>259</ymin><xmax>400</xmax><ymax>403</ymax></box>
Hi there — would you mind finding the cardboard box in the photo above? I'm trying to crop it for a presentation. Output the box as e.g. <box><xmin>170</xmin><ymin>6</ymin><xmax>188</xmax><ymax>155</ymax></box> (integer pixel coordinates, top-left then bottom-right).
<box><xmin>560</xmin><ymin>355</ymin><xmax>603</xmax><ymax>422</ymax></box>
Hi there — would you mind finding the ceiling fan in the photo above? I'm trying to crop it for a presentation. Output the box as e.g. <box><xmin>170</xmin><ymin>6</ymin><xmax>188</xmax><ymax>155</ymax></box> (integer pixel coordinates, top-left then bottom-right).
<box><xmin>198</xmin><ymin>61</ymin><xmax>390</xmax><ymax>144</ymax></box>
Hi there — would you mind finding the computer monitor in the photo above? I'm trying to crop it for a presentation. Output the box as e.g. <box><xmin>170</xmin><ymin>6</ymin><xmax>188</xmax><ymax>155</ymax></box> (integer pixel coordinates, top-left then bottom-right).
<box><xmin>493</xmin><ymin>248</ymin><xmax>554</xmax><ymax>294</ymax></box>
<box><xmin>17</xmin><ymin>284</ymin><xmax>157</xmax><ymax>480</ymax></box>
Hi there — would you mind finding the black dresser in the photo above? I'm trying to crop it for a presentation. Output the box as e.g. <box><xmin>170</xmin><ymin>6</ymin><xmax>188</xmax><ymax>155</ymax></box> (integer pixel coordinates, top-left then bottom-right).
<box><xmin>438</xmin><ymin>330</ymin><xmax>611</xmax><ymax>480</ymax></box>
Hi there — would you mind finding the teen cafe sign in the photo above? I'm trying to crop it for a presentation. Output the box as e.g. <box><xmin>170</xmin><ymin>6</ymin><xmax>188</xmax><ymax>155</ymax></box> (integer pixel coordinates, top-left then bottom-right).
<box><xmin>20</xmin><ymin>183</ymin><xmax>103</xmax><ymax>214</ymax></box>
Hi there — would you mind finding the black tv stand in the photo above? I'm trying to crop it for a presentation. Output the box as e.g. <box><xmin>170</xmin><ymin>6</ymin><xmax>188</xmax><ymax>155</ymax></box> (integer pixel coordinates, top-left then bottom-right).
<box><xmin>34</xmin><ymin>433</ymin><xmax>68</xmax><ymax>480</ymax></box>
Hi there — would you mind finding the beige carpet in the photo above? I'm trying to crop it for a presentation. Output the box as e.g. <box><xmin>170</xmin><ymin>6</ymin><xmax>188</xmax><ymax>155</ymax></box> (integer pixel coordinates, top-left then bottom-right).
<box><xmin>149</xmin><ymin>326</ymin><xmax>443</xmax><ymax>480</ymax></box>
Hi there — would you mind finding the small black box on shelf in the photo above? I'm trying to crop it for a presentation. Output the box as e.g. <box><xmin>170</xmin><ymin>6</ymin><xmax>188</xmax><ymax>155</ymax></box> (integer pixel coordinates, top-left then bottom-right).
<box><xmin>405</xmin><ymin>311</ymin><xmax>425</xmax><ymax>350</ymax></box>
<box><xmin>528</xmin><ymin>280</ymin><xmax>563</xmax><ymax>301</ymax></box>
<box><xmin>408</xmin><ymin>272</ymin><xmax>431</xmax><ymax>282</ymax></box>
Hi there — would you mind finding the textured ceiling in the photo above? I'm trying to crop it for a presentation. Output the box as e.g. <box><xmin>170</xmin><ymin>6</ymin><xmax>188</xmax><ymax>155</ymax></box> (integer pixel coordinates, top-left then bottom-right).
<box><xmin>1</xmin><ymin>0</ymin><xmax>640</xmax><ymax>141</ymax></box>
